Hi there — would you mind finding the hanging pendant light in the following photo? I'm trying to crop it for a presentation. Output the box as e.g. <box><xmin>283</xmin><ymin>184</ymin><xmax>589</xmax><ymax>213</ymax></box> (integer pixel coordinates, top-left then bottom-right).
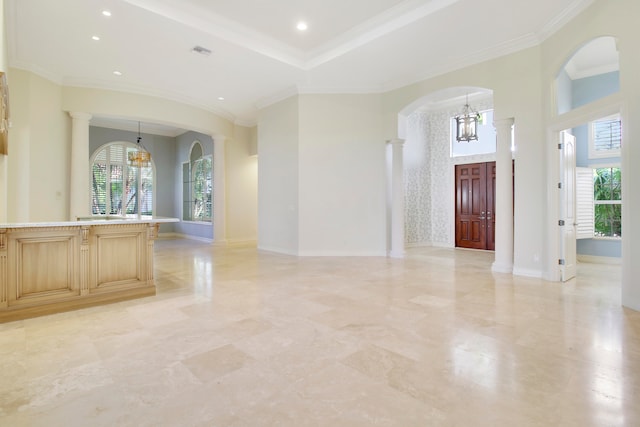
<box><xmin>128</xmin><ymin>121</ymin><xmax>151</xmax><ymax>167</ymax></box>
<box><xmin>455</xmin><ymin>94</ymin><xmax>481</xmax><ymax>142</ymax></box>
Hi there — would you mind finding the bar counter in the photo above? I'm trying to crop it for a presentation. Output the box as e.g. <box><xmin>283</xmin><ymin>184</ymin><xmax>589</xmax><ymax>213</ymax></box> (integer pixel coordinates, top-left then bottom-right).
<box><xmin>0</xmin><ymin>216</ymin><xmax>178</xmax><ymax>322</ymax></box>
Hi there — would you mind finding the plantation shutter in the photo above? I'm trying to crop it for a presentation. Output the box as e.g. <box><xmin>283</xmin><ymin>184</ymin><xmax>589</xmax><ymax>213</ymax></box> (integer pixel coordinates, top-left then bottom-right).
<box><xmin>576</xmin><ymin>167</ymin><xmax>594</xmax><ymax>239</ymax></box>
<box><xmin>593</xmin><ymin>118</ymin><xmax>621</xmax><ymax>152</ymax></box>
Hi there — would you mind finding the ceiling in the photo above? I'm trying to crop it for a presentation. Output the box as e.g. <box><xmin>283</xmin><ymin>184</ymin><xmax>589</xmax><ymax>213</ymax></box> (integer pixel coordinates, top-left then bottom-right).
<box><xmin>7</xmin><ymin>0</ymin><xmax>598</xmax><ymax>129</ymax></box>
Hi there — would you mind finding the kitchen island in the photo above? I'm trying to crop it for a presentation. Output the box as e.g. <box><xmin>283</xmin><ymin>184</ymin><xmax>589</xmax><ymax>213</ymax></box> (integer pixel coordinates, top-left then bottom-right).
<box><xmin>0</xmin><ymin>216</ymin><xmax>178</xmax><ymax>322</ymax></box>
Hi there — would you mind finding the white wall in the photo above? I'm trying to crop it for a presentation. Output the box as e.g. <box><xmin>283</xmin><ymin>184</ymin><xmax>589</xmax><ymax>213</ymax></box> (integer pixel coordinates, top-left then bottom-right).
<box><xmin>257</xmin><ymin>96</ymin><xmax>299</xmax><ymax>255</ymax></box>
<box><xmin>7</xmin><ymin>69</ymin><xmax>69</xmax><ymax>222</ymax></box>
<box><xmin>61</xmin><ymin>87</ymin><xmax>233</xmax><ymax>139</ymax></box>
<box><xmin>298</xmin><ymin>94</ymin><xmax>387</xmax><ymax>256</ymax></box>
<box><xmin>0</xmin><ymin>0</ymin><xmax>7</xmax><ymax>222</ymax></box>
<box><xmin>226</xmin><ymin>124</ymin><xmax>258</xmax><ymax>244</ymax></box>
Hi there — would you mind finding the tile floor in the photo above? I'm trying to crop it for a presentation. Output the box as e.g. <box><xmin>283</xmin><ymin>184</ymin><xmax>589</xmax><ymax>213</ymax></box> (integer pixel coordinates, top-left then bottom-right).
<box><xmin>1</xmin><ymin>238</ymin><xmax>639</xmax><ymax>426</ymax></box>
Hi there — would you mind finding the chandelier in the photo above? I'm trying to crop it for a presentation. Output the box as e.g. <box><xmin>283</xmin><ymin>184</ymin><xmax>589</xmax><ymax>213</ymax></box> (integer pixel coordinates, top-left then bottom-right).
<box><xmin>128</xmin><ymin>121</ymin><xmax>151</xmax><ymax>167</ymax></box>
<box><xmin>455</xmin><ymin>94</ymin><xmax>481</xmax><ymax>142</ymax></box>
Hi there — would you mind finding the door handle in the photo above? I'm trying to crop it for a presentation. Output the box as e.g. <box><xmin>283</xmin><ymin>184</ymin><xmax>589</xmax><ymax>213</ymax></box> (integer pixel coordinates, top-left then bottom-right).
<box><xmin>486</xmin><ymin>211</ymin><xmax>492</xmax><ymax>220</ymax></box>
<box><xmin>479</xmin><ymin>211</ymin><xmax>485</xmax><ymax>220</ymax></box>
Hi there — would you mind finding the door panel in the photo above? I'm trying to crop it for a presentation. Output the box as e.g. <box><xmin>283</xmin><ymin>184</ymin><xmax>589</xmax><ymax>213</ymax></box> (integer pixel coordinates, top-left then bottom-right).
<box><xmin>456</xmin><ymin>163</ymin><xmax>487</xmax><ymax>249</ymax></box>
<box><xmin>560</xmin><ymin>132</ymin><xmax>577</xmax><ymax>281</ymax></box>
<box><xmin>486</xmin><ymin>163</ymin><xmax>496</xmax><ymax>251</ymax></box>
<box><xmin>455</xmin><ymin>162</ymin><xmax>500</xmax><ymax>250</ymax></box>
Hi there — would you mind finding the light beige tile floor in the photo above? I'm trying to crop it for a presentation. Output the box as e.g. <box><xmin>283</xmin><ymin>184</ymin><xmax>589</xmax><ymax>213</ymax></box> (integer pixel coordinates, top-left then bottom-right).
<box><xmin>1</xmin><ymin>238</ymin><xmax>639</xmax><ymax>426</ymax></box>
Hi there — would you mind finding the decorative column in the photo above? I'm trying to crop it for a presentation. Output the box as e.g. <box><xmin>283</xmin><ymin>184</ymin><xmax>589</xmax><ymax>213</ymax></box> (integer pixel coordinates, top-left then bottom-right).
<box><xmin>69</xmin><ymin>112</ymin><xmax>92</xmax><ymax>220</ymax></box>
<box><xmin>388</xmin><ymin>138</ymin><xmax>405</xmax><ymax>258</ymax></box>
<box><xmin>621</xmin><ymin>96</ymin><xmax>640</xmax><ymax>311</ymax></box>
<box><xmin>213</xmin><ymin>136</ymin><xmax>227</xmax><ymax>245</ymax></box>
<box><xmin>492</xmin><ymin>118</ymin><xmax>515</xmax><ymax>273</ymax></box>
<box><xmin>147</xmin><ymin>223</ymin><xmax>159</xmax><ymax>286</ymax></box>
<box><xmin>79</xmin><ymin>226</ymin><xmax>89</xmax><ymax>296</ymax></box>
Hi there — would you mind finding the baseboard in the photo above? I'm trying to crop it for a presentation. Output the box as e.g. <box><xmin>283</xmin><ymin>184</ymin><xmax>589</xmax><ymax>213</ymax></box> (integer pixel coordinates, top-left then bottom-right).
<box><xmin>257</xmin><ymin>246</ymin><xmax>299</xmax><ymax>256</ymax></box>
<box><xmin>577</xmin><ymin>254</ymin><xmax>621</xmax><ymax>265</ymax></box>
<box><xmin>406</xmin><ymin>241</ymin><xmax>432</xmax><ymax>248</ymax></box>
<box><xmin>512</xmin><ymin>267</ymin><xmax>543</xmax><ymax>278</ymax></box>
<box><xmin>226</xmin><ymin>239</ymin><xmax>258</xmax><ymax>247</ymax></box>
<box><xmin>298</xmin><ymin>250</ymin><xmax>387</xmax><ymax>257</ymax></box>
<box><xmin>158</xmin><ymin>232</ymin><xmax>213</xmax><ymax>244</ymax></box>
<box><xmin>432</xmin><ymin>241</ymin><xmax>455</xmax><ymax>248</ymax></box>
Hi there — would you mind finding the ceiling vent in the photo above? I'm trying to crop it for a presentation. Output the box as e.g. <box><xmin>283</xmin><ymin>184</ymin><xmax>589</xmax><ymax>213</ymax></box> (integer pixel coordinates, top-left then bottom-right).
<box><xmin>191</xmin><ymin>46</ymin><xmax>212</xmax><ymax>56</ymax></box>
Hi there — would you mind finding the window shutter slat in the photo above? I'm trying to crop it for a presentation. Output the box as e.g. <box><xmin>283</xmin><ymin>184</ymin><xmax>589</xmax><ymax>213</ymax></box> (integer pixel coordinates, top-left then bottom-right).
<box><xmin>576</xmin><ymin>167</ymin><xmax>594</xmax><ymax>239</ymax></box>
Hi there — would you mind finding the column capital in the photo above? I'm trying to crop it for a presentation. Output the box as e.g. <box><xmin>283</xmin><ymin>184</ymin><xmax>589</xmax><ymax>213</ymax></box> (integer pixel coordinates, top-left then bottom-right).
<box><xmin>493</xmin><ymin>118</ymin><xmax>514</xmax><ymax>129</ymax></box>
<box><xmin>69</xmin><ymin>112</ymin><xmax>92</xmax><ymax>121</ymax></box>
<box><xmin>387</xmin><ymin>138</ymin><xmax>405</xmax><ymax>146</ymax></box>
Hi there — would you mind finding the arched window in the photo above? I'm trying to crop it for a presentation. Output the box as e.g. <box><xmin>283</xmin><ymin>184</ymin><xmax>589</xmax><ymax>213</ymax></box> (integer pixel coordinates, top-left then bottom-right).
<box><xmin>91</xmin><ymin>142</ymin><xmax>155</xmax><ymax>216</ymax></box>
<box><xmin>182</xmin><ymin>141</ymin><xmax>212</xmax><ymax>222</ymax></box>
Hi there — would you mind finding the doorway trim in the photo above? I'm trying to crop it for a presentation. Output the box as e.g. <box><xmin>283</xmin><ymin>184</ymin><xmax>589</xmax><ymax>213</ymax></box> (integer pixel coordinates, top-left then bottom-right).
<box><xmin>544</xmin><ymin>94</ymin><xmax>622</xmax><ymax>282</ymax></box>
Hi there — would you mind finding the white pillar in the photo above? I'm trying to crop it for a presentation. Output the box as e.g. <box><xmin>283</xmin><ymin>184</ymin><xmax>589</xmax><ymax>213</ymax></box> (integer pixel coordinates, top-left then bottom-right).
<box><xmin>492</xmin><ymin>118</ymin><xmax>515</xmax><ymax>273</ymax></box>
<box><xmin>388</xmin><ymin>138</ymin><xmax>405</xmax><ymax>258</ymax></box>
<box><xmin>622</xmin><ymin>97</ymin><xmax>640</xmax><ymax>310</ymax></box>
<box><xmin>69</xmin><ymin>112</ymin><xmax>92</xmax><ymax>221</ymax></box>
<box><xmin>213</xmin><ymin>136</ymin><xmax>227</xmax><ymax>245</ymax></box>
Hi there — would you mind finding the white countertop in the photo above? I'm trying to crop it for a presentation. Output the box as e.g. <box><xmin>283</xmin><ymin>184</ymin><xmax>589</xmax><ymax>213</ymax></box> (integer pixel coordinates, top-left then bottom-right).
<box><xmin>0</xmin><ymin>216</ymin><xmax>179</xmax><ymax>229</ymax></box>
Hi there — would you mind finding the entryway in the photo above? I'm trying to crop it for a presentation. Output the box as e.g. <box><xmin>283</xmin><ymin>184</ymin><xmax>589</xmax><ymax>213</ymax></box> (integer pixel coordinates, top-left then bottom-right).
<box><xmin>455</xmin><ymin>162</ymin><xmax>495</xmax><ymax>250</ymax></box>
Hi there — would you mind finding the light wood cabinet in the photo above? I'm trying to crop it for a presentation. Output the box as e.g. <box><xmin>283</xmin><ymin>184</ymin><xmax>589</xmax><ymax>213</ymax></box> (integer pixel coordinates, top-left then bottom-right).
<box><xmin>0</xmin><ymin>219</ymin><xmax>172</xmax><ymax>322</ymax></box>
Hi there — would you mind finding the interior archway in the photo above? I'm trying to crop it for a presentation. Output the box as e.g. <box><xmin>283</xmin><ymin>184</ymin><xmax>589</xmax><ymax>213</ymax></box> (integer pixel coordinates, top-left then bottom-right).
<box><xmin>549</xmin><ymin>35</ymin><xmax>622</xmax><ymax>283</ymax></box>
<box><xmin>392</xmin><ymin>87</ymin><xmax>494</xmax><ymax>252</ymax></box>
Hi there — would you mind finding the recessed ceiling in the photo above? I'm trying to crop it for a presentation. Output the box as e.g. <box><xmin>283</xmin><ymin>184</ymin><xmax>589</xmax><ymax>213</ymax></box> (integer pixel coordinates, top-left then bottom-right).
<box><xmin>7</xmin><ymin>0</ymin><xmax>596</xmax><ymax>127</ymax></box>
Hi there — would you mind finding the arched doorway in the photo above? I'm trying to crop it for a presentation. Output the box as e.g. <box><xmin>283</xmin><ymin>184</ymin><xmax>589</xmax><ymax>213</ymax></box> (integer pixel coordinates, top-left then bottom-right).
<box><xmin>391</xmin><ymin>87</ymin><xmax>514</xmax><ymax>259</ymax></box>
<box><xmin>549</xmin><ymin>36</ymin><xmax>621</xmax><ymax>283</ymax></box>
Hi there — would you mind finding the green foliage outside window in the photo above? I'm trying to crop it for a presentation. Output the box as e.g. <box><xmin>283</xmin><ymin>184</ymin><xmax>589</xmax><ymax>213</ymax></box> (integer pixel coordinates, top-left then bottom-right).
<box><xmin>91</xmin><ymin>144</ymin><xmax>153</xmax><ymax>216</ymax></box>
<box><xmin>593</xmin><ymin>167</ymin><xmax>621</xmax><ymax>238</ymax></box>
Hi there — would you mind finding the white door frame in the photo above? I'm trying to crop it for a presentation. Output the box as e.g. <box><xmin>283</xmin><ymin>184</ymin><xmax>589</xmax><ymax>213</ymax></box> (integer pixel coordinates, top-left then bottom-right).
<box><xmin>545</xmin><ymin>95</ymin><xmax>621</xmax><ymax>282</ymax></box>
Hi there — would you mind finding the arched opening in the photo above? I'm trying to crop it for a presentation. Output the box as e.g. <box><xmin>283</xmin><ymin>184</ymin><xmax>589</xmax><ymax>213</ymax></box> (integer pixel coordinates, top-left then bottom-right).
<box><xmin>549</xmin><ymin>36</ymin><xmax>622</xmax><ymax>283</ymax></box>
<box><xmin>391</xmin><ymin>87</ymin><xmax>501</xmax><ymax>255</ymax></box>
<box><xmin>183</xmin><ymin>140</ymin><xmax>213</xmax><ymax>223</ymax></box>
<box><xmin>555</xmin><ymin>36</ymin><xmax>619</xmax><ymax>115</ymax></box>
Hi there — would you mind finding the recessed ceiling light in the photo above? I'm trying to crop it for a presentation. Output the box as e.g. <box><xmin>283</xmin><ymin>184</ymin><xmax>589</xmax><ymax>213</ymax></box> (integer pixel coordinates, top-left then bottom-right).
<box><xmin>113</xmin><ymin>71</ymin><xmax>122</xmax><ymax>76</ymax></box>
<box><xmin>218</xmin><ymin>97</ymin><xmax>225</xmax><ymax>101</ymax></box>
<box><xmin>102</xmin><ymin>10</ymin><xmax>112</xmax><ymax>17</ymax></box>
<box><xmin>296</xmin><ymin>21</ymin><xmax>308</xmax><ymax>31</ymax></box>
<box><xmin>92</xmin><ymin>36</ymin><xmax>100</xmax><ymax>41</ymax></box>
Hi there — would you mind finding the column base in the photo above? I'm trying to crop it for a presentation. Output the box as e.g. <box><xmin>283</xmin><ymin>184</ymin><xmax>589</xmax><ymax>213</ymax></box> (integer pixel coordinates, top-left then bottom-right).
<box><xmin>389</xmin><ymin>250</ymin><xmax>405</xmax><ymax>259</ymax></box>
<box><xmin>491</xmin><ymin>261</ymin><xmax>513</xmax><ymax>274</ymax></box>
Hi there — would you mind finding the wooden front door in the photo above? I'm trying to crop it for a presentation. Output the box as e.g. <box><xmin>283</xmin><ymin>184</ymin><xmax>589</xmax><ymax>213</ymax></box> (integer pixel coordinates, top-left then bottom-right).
<box><xmin>455</xmin><ymin>162</ymin><xmax>496</xmax><ymax>250</ymax></box>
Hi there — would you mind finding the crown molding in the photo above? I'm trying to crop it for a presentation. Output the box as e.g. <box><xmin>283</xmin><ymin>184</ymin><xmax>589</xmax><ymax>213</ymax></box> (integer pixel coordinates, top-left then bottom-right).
<box><xmin>537</xmin><ymin>0</ymin><xmax>597</xmax><ymax>42</ymax></box>
<box><xmin>90</xmin><ymin>116</ymin><xmax>186</xmax><ymax>138</ymax></box>
<box><xmin>9</xmin><ymin>60</ymin><xmax>64</xmax><ymax>85</ymax></box>
<box><xmin>121</xmin><ymin>0</ymin><xmax>306</xmax><ymax>69</ymax></box>
<box><xmin>254</xmin><ymin>86</ymin><xmax>299</xmax><ymax>110</ymax></box>
<box><xmin>380</xmin><ymin>32</ymin><xmax>540</xmax><ymax>93</ymax></box>
<box><xmin>123</xmin><ymin>0</ymin><xmax>461</xmax><ymax>71</ymax></box>
<box><xmin>234</xmin><ymin>118</ymin><xmax>257</xmax><ymax>128</ymax></box>
<box><xmin>303</xmin><ymin>0</ymin><xmax>460</xmax><ymax>69</ymax></box>
<box><xmin>64</xmin><ymin>77</ymin><xmax>237</xmax><ymax>123</ymax></box>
